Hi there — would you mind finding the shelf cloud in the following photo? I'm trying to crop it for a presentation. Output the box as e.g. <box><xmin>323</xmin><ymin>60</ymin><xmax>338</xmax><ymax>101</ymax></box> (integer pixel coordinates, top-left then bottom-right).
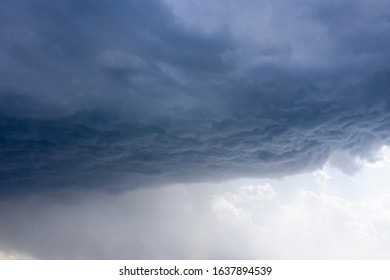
<box><xmin>1</xmin><ymin>0</ymin><xmax>390</xmax><ymax>196</ymax></box>
<box><xmin>1</xmin><ymin>0</ymin><xmax>390</xmax><ymax>259</ymax></box>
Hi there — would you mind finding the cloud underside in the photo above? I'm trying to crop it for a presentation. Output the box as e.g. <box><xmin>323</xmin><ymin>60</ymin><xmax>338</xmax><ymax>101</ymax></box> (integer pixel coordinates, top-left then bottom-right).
<box><xmin>1</xmin><ymin>104</ymin><xmax>390</xmax><ymax>193</ymax></box>
<box><xmin>1</xmin><ymin>0</ymin><xmax>390</xmax><ymax>195</ymax></box>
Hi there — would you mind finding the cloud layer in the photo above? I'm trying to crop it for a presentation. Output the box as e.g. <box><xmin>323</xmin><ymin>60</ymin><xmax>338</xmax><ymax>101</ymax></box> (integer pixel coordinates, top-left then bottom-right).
<box><xmin>2</xmin><ymin>0</ymin><xmax>390</xmax><ymax>260</ymax></box>
<box><xmin>0</xmin><ymin>0</ymin><xmax>390</xmax><ymax>204</ymax></box>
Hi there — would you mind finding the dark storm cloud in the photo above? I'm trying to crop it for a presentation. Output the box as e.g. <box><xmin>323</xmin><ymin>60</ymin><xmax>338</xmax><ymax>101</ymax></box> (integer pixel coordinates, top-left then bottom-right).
<box><xmin>1</xmin><ymin>0</ymin><xmax>390</xmax><ymax>195</ymax></box>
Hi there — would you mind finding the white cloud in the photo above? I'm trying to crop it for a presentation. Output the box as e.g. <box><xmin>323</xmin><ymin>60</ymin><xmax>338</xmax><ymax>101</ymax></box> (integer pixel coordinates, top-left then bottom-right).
<box><xmin>313</xmin><ymin>168</ymin><xmax>332</xmax><ymax>184</ymax></box>
<box><xmin>221</xmin><ymin>183</ymin><xmax>277</xmax><ymax>204</ymax></box>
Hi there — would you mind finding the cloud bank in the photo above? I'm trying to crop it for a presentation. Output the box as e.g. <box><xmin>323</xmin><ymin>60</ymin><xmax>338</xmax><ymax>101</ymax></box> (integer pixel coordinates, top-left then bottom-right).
<box><xmin>1</xmin><ymin>0</ymin><xmax>390</xmax><ymax>196</ymax></box>
<box><xmin>1</xmin><ymin>0</ymin><xmax>390</xmax><ymax>259</ymax></box>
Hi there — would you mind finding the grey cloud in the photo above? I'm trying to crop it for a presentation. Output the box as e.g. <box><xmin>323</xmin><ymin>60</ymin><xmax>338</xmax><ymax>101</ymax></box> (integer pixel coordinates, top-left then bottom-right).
<box><xmin>1</xmin><ymin>0</ymin><xmax>390</xmax><ymax>196</ymax></box>
<box><xmin>98</xmin><ymin>50</ymin><xmax>147</xmax><ymax>72</ymax></box>
<box><xmin>0</xmin><ymin>0</ymin><xmax>231</xmax><ymax>119</ymax></box>
<box><xmin>1</xmin><ymin>101</ymin><xmax>390</xmax><ymax>196</ymax></box>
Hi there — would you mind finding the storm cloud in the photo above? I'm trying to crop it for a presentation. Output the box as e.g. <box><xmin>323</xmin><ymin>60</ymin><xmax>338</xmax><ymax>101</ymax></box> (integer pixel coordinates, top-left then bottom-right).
<box><xmin>1</xmin><ymin>0</ymin><xmax>390</xmax><ymax>196</ymax></box>
<box><xmin>1</xmin><ymin>0</ymin><xmax>390</xmax><ymax>260</ymax></box>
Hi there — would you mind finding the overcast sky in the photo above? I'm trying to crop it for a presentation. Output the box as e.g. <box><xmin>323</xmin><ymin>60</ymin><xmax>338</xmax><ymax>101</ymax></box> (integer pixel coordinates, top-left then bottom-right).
<box><xmin>1</xmin><ymin>0</ymin><xmax>390</xmax><ymax>259</ymax></box>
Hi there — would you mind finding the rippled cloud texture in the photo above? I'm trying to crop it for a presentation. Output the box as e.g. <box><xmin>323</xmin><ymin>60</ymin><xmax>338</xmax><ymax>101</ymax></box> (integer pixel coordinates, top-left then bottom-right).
<box><xmin>1</xmin><ymin>0</ymin><xmax>390</xmax><ymax>259</ymax></box>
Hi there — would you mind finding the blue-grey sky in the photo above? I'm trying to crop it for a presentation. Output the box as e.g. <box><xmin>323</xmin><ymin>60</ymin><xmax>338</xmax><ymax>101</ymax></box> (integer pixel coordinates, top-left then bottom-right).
<box><xmin>1</xmin><ymin>0</ymin><xmax>390</xmax><ymax>259</ymax></box>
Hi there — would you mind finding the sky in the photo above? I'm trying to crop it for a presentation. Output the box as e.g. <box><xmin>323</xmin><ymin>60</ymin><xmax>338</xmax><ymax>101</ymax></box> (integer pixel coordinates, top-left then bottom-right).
<box><xmin>0</xmin><ymin>0</ymin><xmax>390</xmax><ymax>259</ymax></box>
